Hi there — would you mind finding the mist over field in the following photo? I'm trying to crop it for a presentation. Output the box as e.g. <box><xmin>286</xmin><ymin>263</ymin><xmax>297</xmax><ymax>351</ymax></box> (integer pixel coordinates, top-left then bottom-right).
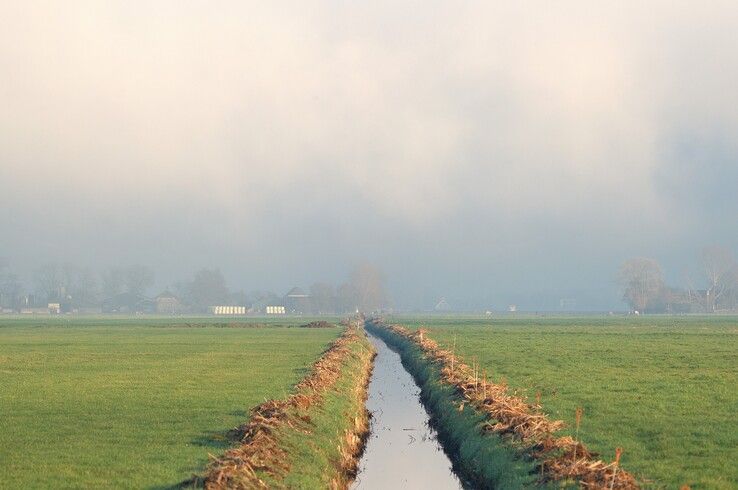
<box><xmin>1</xmin><ymin>1</ymin><xmax>737</xmax><ymax>310</ymax></box>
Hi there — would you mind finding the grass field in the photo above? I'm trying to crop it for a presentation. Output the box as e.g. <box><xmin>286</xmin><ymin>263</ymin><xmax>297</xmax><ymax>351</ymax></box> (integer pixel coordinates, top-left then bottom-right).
<box><xmin>392</xmin><ymin>315</ymin><xmax>738</xmax><ymax>489</ymax></box>
<box><xmin>0</xmin><ymin>316</ymin><xmax>341</xmax><ymax>489</ymax></box>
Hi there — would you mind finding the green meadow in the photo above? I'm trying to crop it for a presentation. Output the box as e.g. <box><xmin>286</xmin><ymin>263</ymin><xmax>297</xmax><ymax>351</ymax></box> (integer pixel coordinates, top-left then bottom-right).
<box><xmin>0</xmin><ymin>317</ymin><xmax>340</xmax><ymax>489</ymax></box>
<box><xmin>393</xmin><ymin>315</ymin><xmax>738</xmax><ymax>489</ymax></box>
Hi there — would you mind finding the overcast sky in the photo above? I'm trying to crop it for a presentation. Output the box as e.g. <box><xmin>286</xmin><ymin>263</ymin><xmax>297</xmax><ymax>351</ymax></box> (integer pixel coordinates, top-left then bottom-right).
<box><xmin>1</xmin><ymin>1</ymin><xmax>737</xmax><ymax>310</ymax></box>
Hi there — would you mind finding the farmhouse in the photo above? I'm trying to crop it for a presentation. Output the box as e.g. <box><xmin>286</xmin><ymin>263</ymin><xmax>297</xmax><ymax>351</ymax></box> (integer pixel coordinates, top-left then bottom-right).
<box><xmin>284</xmin><ymin>286</ymin><xmax>310</xmax><ymax>314</ymax></box>
<box><xmin>155</xmin><ymin>291</ymin><xmax>182</xmax><ymax>314</ymax></box>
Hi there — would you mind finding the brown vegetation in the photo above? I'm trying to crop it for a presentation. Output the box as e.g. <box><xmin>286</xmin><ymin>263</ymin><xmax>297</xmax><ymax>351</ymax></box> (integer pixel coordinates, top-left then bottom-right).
<box><xmin>299</xmin><ymin>321</ymin><xmax>336</xmax><ymax>328</ymax></box>
<box><xmin>371</xmin><ymin>321</ymin><xmax>639</xmax><ymax>489</ymax></box>
<box><xmin>202</xmin><ymin>319</ymin><xmax>373</xmax><ymax>489</ymax></box>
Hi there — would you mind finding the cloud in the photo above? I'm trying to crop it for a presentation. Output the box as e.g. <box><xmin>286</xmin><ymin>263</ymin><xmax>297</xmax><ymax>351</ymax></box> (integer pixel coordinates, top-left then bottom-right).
<box><xmin>1</xmin><ymin>1</ymin><xmax>736</xmax><ymax>308</ymax></box>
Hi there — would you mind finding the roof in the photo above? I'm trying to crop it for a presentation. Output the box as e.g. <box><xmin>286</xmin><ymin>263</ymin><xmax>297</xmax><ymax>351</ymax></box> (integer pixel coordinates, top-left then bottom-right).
<box><xmin>285</xmin><ymin>287</ymin><xmax>309</xmax><ymax>298</ymax></box>
<box><xmin>156</xmin><ymin>290</ymin><xmax>178</xmax><ymax>300</ymax></box>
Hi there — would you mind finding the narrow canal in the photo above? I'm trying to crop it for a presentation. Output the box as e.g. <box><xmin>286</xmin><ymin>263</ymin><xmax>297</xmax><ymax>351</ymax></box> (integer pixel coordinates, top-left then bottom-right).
<box><xmin>352</xmin><ymin>332</ymin><xmax>463</xmax><ymax>489</ymax></box>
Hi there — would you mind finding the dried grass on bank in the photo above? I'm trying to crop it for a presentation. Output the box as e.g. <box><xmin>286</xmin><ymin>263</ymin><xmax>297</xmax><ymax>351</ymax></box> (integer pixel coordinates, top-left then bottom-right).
<box><xmin>370</xmin><ymin>320</ymin><xmax>639</xmax><ymax>489</ymax></box>
<box><xmin>203</xmin><ymin>319</ymin><xmax>372</xmax><ymax>489</ymax></box>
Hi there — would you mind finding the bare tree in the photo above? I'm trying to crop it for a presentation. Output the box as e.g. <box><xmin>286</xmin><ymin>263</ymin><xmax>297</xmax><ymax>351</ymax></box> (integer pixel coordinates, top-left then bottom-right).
<box><xmin>701</xmin><ymin>246</ymin><xmax>737</xmax><ymax>312</ymax></box>
<box><xmin>101</xmin><ymin>267</ymin><xmax>126</xmax><ymax>298</ymax></box>
<box><xmin>34</xmin><ymin>263</ymin><xmax>64</xmax><ymax>302</ymax></box>
<box><xmin>0</xmin><ymin>261</ymin><xmax>23</xmax><ymax>310</ymax></box>
<box><xmin>618</xmin><ymin>258</ymin><xmax>664</xmax><ymax>313</ymax></box>
<box><xmin>187</xmin><ymin>268</ymin><xmax>229</xmax><ymax>311</ymax></box>
<box><xmin>336</xmin><ymin>282</ymin><xmax>358</xmax><ymax>313</ymax></box>
<box><xmin>34</xmin><ymin>263</ymin><xmax>99</xmax><ymax>307</ymax></box>
<box><xmin>101</xmin><ymin>265</ymin><xmax>154</xmax><ymax>297</ymax></box>
<box><xmin>310</xmin><ymin>282</ymin><xmax>335</xmax><ymax>314</ymax></box>
<box><xmin>247</xmin><ymin>290</ymin><xmax>281</xmax><ymax>310</ymax></box>
<box><xmin>68</xmin><ymin>267</ymin><xmax>100</xmax><ymax>306</ymax></box>
<box><xmin>348</xmin><ymin>263</ymin><xmax>388</xmax><ymax>313</ymax></box>
<box><xmin>124</xmin><ymin>265</ymin><xmax>155</xmax><ymax>296</ymax></box>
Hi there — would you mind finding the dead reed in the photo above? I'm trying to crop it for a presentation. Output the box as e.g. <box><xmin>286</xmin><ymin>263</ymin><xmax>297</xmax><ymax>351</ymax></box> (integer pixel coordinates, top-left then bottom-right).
<box><xmin>368</xmin><ymin>319</ymin><xmax>639</xmax><ymax>489</ymax></box>
<box><xmin>203</xmin><ymin>318</ymin><xmax>373</xmax><ymax>489</ymax></box>
<box><xmin>574</xmin><ymin>407</ymin><xmax>584</xmax><ymax>462</ymax></box>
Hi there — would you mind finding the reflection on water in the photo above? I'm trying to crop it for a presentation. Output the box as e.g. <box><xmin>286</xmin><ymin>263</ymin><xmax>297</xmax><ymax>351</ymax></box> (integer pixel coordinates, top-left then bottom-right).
<box><xmin>352</xmin><ymin>332</ymin><xmax>463</xmax><ymax>490</ymax></box>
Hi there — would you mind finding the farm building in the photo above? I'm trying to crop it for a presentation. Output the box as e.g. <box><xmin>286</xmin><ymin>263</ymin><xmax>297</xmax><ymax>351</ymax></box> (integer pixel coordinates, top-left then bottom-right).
<box><xmin>155</xmin><ymin>291</ymin><xmax>183</xmax><ymax>314</ymax></box>
<box><xmin>284</xmin><ymin>286</ymin><xmax>310</xmax><ymax>314</ymax></box>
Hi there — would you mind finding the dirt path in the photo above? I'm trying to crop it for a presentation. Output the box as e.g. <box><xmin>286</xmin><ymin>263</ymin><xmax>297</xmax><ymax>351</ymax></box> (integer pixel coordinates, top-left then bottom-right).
<box><xmin>351</xmin><ymin>332</ymin><xmax>463</xmax><ymax>489</ymax></box>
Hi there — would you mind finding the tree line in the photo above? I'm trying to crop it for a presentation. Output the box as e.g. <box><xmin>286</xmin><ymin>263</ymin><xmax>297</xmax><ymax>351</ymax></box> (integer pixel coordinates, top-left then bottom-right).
<box><xmin>619</xmin><ymin>246</ymin><xmax>738</xmax><ymax>313</ymax></box>
<box><xmin>0</xmin><ymin>262</ymin><xmax>157</xmax><ymax>310</ymax></box>
<box><xmin>0</xmin><ymin>261</ymin><xmax>389</xmax><ymax>314</ymax></box>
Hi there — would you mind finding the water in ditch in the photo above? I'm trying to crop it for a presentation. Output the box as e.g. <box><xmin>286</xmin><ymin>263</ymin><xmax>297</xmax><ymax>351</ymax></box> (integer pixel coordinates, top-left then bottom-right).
<box><xmin>351</xmin><ymin>332</ymin><xmax>463</xmax><ymax>489</ymax></box>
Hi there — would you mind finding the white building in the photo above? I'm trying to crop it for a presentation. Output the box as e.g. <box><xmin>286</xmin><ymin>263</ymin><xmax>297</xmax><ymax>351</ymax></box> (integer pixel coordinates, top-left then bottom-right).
<box><xmin>211</xmin><ymin>306</ymin><xmax>246</xmax><ymax>315</ymax></box>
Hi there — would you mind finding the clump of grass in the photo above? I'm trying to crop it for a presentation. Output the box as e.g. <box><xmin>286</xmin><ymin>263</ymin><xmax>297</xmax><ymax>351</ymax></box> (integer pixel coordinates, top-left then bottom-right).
<box><xmin>610</xmin><ymin>447</ymin><xmax>623</xmax><ymax>490</ymax></box>
<box><xmin>573</xmin><ymin>407</ymin><xmax>583</xmax><ymax>461</ymax></box>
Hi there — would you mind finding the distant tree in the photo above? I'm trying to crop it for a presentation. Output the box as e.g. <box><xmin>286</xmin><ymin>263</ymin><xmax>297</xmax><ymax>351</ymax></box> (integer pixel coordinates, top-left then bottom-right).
<box><xmin>124</xmin><ymin>265</ymin><xmax>155</xmax><ymax>296</ymax></box>
<box><xmin>171</xmin><ymin>280</ymin><xmax>192</xmax><ymax>303</ymax></box>
<box><xmin>701</xmin><ymin>246</ymin><xmax>738</xmax><ymax>312</ymax></box>
<box><xmin>188</xmin><ymin>268</ymin><xmax>229</xmax><ymax>311</ymax></box>
<box><xmin>64</xmin><ymin>265</ymin><xmax>99</xmax><ymax>307</ymax></box>
<box><xmin>101</xmin><ymin>265</ymin><xmax>154</xmax><ymax>298</ymax></box>
<box><xmin>101</xmin><ymin>267</ymin><xmax>126</xmax><ymax>298</ymax></box>
<box><xmin>229</xmin><ymin>289</ymin><xmax>249</xmax><ymax>307</ymax></box>
<box><xmin>336</xmin><ymin>282</ymin><xmax>358</xmax><ymax>313</ymax></box>
<box><xmin>309</xmin><ymin>282</ymin><xmax>335</xmax><ymax>314</ymax></box>
<box><xmin>618</xmin><ymin>258</ymin><xmax>664</xmax><ymax>313</ymax></box>
<box><xmin>0</xmin><ymin>262</ymin><xmax>23</xmax><ymax>310</ymax></box>
<box><xmin>34</xmin><ymin>263</ymin><xmax>64</xmax><ymax>302</ymax></box>
<box><xmin>33</xmin><ymin>263</ymin><xmax>99</xmax><ymax>307</ymax></box>
<box><xmin>348</xmin><ymin>264</ymin><xmax>388</xmax><ymax>313</ymax></box>
<box><xmin>246</xmin><ymin>290</ymin><xmax>281</xmax><ymax>310</ymax></box>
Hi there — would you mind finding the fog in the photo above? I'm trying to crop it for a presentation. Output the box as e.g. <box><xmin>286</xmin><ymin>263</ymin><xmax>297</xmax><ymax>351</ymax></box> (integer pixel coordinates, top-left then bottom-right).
<box><xmin>2</xmin><ymin>1</ymin><xmax>737</xmax><ymax>310</ymax></box>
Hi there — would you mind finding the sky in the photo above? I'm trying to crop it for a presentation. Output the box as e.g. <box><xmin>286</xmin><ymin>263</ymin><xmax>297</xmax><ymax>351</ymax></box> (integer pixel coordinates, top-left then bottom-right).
<box><xmin>1</xmin><ymin>1</ymin><xmax>737</xmax><ymax>310</ymax></box>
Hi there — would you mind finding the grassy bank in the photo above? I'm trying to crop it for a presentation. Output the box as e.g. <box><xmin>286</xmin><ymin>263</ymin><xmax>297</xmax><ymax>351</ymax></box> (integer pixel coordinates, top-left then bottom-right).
<box><xmin>392</xmin><ymin>315</ymin><xmax>738</xmax><ymax>489</ymax></box>
<box><xmin>365</xmin><ymin>321</ymin><xmax>535</xmax><ymax>489</ymax></box>
<box><xmin>205</xmin><ymin>322</ymin><xmax>375</xmax><ymax>488</ymax></box>
<box><xmin>0</xmin><ymin>318</ymin><xmax>340</xmax><ymax>488</ymax></box>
